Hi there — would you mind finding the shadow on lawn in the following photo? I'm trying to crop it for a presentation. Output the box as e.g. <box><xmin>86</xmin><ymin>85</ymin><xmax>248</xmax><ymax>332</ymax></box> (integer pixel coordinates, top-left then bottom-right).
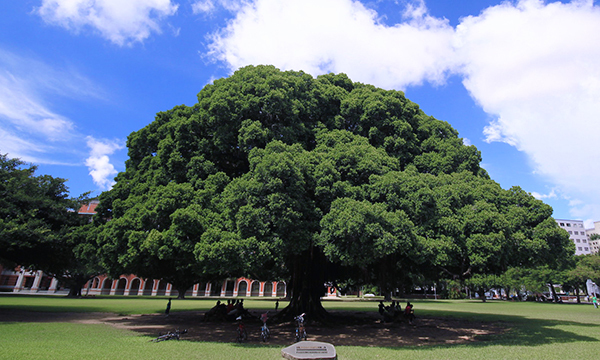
<box><xmin>1</xmin><ymin>297</ymin><xmax>599</xmax><ymax>349</ymax></box>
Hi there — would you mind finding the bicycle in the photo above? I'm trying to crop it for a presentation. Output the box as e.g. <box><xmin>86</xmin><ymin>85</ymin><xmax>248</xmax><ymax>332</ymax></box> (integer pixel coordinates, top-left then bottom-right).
<box><xmin>150</xmin><ymin>328</ymin><xmax>187</xmax><ymax>342</ymax></box>
<box><xmin>236</xmin><ymin>316</ymin><xmax>248</xmax><ymax>343</ymax></box>
<box><xmin>294</xmin><ymin>313</ymin><xmax>307</xmax><ymax>342</ymax></box>
<box><xmin>260</xmin><ymin>312</ymin><xmax>271</xmax><ymax>342</ymax></box>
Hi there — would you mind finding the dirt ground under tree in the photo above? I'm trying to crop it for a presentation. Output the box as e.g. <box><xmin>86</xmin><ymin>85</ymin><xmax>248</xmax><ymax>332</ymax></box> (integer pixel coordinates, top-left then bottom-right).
<box><xmin>1</xmin><ymin>308</ymin><xmax>506</xmax><ymax>347</ymax></box>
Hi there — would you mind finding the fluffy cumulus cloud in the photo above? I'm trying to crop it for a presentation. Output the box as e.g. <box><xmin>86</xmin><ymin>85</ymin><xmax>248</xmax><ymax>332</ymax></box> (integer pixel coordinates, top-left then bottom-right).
<box><xmin>36</xmin><ymin>0</ymin><xmax>179</xmax><ymax>46</ymax></box>
<box><xmin>204</xmin><ymin>0</ymin><xmax>600</xmax><ymax>220</ymax></box>
<box><xmin>454</xmin><ymin>0</ymin><xmax>600</xmax><ymax>215</ymax></box>
<box><xmin>205</xmin><ymin>0</ymin><xmax>456</xmax><ymax>89</ymax></box>
<box><xmin>85</xmin><ymin>136</ymin><xmax>124</xmax><ymax>190</ymax></box>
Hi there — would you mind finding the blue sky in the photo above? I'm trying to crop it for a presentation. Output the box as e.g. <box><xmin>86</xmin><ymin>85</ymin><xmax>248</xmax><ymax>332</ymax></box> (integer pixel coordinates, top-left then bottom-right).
<box><xmin>1</xmin><ymin>0</ymin><xmax>599</xmax><ymax>226</ymax></box>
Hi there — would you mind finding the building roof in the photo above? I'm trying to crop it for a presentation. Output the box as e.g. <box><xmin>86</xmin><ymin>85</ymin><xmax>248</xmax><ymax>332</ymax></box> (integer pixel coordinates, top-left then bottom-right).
<box><xmin>78</xmin><ymin>200</ymin><xmax>99</xmax><ymax>215</ymax></box>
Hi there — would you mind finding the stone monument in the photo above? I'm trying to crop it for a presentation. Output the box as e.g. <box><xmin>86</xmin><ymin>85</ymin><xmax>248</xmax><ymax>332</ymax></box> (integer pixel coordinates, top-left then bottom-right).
<box><xmin>281</xmin><ymin>341</ymin><xmax>337</xmax><ymax>360</ymax></box>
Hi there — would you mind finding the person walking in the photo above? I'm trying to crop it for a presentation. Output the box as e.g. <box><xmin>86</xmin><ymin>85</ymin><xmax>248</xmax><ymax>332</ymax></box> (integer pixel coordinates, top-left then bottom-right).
<box><xmin>593</xmin><ymin>294</ymin><xmax>598</xmax><ymax>309</ymax></box>
<box><xmin>165</xmin><ymin>298</ymin><xmax>172</xmax><ymax>316</ymax></box>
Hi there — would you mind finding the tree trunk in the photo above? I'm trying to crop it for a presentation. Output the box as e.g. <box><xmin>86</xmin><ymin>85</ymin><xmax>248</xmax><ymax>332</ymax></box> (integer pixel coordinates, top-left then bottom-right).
<box><xmin>275</xmin><ymin>247</ymin><xmax>329</xmax><ymax>323</ymax></box>
<box><xmin>576</xmin><ymin>287</ymin><xmax>581</xmax><ymax>304</ymax></box>
<box><xmin>165</xmin><ymin>278</ymin><xmax>195</xmax><ymax>300</ymax></box>
<box><xmin>174</xmin><ymin>287</ymin><xmax>187</xmax><ymax>299</ymax></box>
<box><xmin>478</xmin><ymin>288</ymin><xmax>486</xmax><ymax>302</ymax></box>
<box><xmin>62</xmin><ymin>274</ymin><xmax>92</xmax><ymax>298</ymax></box>
<box><xmin>67</xmin><ymin>286</ymin><xmax>82</xmax><ymax>298</ymax></box>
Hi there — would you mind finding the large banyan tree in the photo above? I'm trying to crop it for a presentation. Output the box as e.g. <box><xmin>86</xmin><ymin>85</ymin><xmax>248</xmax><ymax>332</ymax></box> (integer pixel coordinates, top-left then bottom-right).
<box><xmin>95</xmin><ymin>65</ymin><xmax>572</xmax><ymax>318</ymax></box>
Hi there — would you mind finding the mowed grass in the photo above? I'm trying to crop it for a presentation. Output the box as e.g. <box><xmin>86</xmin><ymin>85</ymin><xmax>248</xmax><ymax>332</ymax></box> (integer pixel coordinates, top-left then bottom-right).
<box><xmin>1</xmin><ymin>294</ymin><xmax>600</xmax><ymax>359</ymax></box>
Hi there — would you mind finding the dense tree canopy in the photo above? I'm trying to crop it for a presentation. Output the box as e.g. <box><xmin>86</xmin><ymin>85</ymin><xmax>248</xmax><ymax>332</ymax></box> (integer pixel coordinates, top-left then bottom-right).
<box><xmin>95</xmin><ymin>65</ymin><xmax>573</xmax><ymax>314</ymax></box>
<box><xmin>0</xmin><ymin>154</ymin><xmax>99</xmax><ymax>297</ymax></box>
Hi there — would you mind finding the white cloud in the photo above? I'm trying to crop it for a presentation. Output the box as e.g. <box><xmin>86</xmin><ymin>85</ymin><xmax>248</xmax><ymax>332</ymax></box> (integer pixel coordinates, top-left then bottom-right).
<box><xmin>203</xmin><ymin>0</ymin><xmax>600</xmax><ymax>222</ymax></box>
<box><xmin>0</xmin><ymin>49</ymin><xmax>105</xmax><ymax>165</ymax></box>
<box><xmin>531</xmin><ymin>188</ymin><xmax>557</xmax><ymax>200</ymax></box>
<box><xmin>205</xmin><ymin>0</ymin><xmax>456</xmax><ymax>89</ymax></box>
<box><xmin>85</xmin><ymin>136</ymin><xmax>124</xmax><ymax>190</ymax></box>
<box><xmin>193</xmin><ymin>0</ymin><xmax>249</xmax><ymax>13</ymax></box>
<box><xmin>454</xmin><ymin>0</ymin><xmax>600</xmax><ymax>218</ymax></box>
<box><xmin>0</xmin><ymin>52</ymin><xmax>78</xmax><ymax>162</ymax></box>
<box><xmin>192</xmin><ymin>0</ymin><xmax>216</xmax><ymax>14</ymax></box>
<box><xmin>0</xmin><ymin>71</ymin><xmax>74</xmax><ymax>142</ymax></box>
<box><xmin>36</xmin><ymin>0</ymin><xmax>179</xmax><ymax>46</ymax></box>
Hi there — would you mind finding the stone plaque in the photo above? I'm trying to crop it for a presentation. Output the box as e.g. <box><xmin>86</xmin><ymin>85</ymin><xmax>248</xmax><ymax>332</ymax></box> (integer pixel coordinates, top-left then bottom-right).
<box><xmin>281</xmin><ymin>341</ymin><xmax>337</xmax><ymax>360</ymax></box>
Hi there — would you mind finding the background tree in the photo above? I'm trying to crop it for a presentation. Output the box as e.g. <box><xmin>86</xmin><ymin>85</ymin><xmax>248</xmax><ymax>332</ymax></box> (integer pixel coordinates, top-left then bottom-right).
<box><xmin>95</xmin><ymin>65</ymin><xmax>571</xmax><ymax>319</ymax></box>
<box><xmin>0</xmin><ymin>154</ymin><xmax>98</xmax><ymax>297</ymax></box>
<box><xmin>565</xmin><ymin>254</ymin><xmax>600</xmax><ymax>302</ymax></box>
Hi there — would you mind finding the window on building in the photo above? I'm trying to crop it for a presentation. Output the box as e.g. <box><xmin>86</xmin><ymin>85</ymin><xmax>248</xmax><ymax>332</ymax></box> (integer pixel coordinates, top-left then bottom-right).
<box><xmin>569</xmin><ymin>231</ymin><xmax>573</xmax><ymax>234</ymax></box>
<box><xmin>574</xmin><ymin>231</ymin><xmax>579</xmax><ymax>235</ymax></box>
<box><xmin>560</xmin><ymin>223</ymin><xmax>565</xmax><ymax>226</ymax></box>
<box><xmin>567</xmin><ymin>223</ymin><xmax>571</xmax><ymax>227</ymax></box>
<box><xmin>578</xmin><ymin>247</ymin><xmax>582</xmax><ymax>251</ymax></box>
<box><xmin>585</xmin><ymin>247</ymin><xmax>589</xmax><ymax>251</ymax></box>
<box><xmin>583</xmin><ymin>239</ymin><xmax>587</xmax><ymax>243</ymax></box>
<box><xmin>576</xmin><ymin>239</ymin><xmax>580</xmax><ymax>243</ymax></box>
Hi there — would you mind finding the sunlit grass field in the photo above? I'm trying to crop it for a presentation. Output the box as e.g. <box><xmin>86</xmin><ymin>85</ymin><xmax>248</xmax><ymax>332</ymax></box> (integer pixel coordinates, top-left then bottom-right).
<box><xmin>1</xmin><ymin>294</ymin><xmax>599</xmax><ymax>359</ymax></box>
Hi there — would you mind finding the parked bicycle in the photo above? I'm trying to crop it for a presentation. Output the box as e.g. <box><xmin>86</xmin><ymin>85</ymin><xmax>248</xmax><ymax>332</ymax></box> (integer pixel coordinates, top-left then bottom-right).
<box><xmin>294</xmin><ymin>313</ymin><xmax>307</xmax><ymax>342</ymax></box>
<box><xmin>260</xmin><ymin>312</ymin><xmax>270</xmax><ymax>342</ymax></box>
<box><xmin>150</xmin><ymin>328</ymin><xmax>187</xmax><ymax>342</ymax></box>
<box><xmin>236</xmin><ymin>316</ymin><xmax>248</xmax><ymax>343</ymax></box>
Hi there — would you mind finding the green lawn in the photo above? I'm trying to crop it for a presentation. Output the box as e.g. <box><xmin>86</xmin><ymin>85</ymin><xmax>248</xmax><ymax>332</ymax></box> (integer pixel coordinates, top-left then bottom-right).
<box><xmin>1</xmin><ymin>294</ymin><xmax>599</xmax><ymax>359</ymax></box>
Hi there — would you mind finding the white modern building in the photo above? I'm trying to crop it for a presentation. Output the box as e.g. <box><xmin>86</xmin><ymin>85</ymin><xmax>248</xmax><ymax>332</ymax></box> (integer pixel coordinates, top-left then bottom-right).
<box><xmin>555</xmin><ymin>219</ymin><xmax>592</xmax><ymax>255</ymax></box>
<box><xmin>585</xmin><ymin>221</ymin><xmax>600</xmax><ymax>254</ymax></box>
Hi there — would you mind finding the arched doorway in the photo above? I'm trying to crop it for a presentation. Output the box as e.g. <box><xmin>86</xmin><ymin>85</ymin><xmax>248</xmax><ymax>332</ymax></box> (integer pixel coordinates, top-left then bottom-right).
<box><xmin>115</xmin><ymin>278</ymin><xmax>127</xmax><ymax>295</ymax></box>
<box><xmin>225</xmin><ymin>280</ymin><xmax>235</xmax><ymax>297</ymax></box>
<box><xmin>264</xmin><ymin>282</ymin><xmax>273</xmax><ymax>297</ymax></box>
<box><xmin>250</xmin><ymin>281</ymin><xmax>260</xmax><ymax>297</ymax></box>
<box><xmin>276</xmin><ymin>282</ymin><xmax>286</xmax><ymax>297</ymax></box>
<box><xmin>130</xmin><ymin>278</ymin><xmax>141</xmax><ymax>296</ymax></box>
<box><xmin>156</xmin><ymin>280</ymin><xmax>167</xmax><ymax>296</ymax></box>
<box><xmin>101</xmin><ymin>279</ymin><xmax>112</xmax><ymax>295</ymax></box>
<box><xmin>196</xmin><ymin>282</ymin><xmax>206</xmax><ymax>296</ymax></box>
<box><xmin>238</xmin><ymin>280</ymin><xmax>248</xmax><ymax>297</ymax></box>
<box><xmin>143</xmin><ymin>279</ymin><xmax>153</xmax><ymax>296</ymax></box>
<box><xmin>210</xmin><ymin>281</ymin><xmax>221</xmax><ymax>296</ymax></box>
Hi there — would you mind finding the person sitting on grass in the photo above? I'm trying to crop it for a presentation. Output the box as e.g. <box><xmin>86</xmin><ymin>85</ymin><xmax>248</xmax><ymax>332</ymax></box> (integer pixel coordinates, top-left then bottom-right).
<box><xmin>378</xmin><ymin>301</ymin><xmax>385</xmax><ymax>316</ymax></box>
<box><xmin>203</xmin><ymin>300</ymin><xmax>226</xmax><ymax>321</ymax></box>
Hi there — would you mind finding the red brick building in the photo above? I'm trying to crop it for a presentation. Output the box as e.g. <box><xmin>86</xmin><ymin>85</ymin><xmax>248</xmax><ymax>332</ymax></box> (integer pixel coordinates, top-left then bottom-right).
<box><xmin>0</xmin><ymin>200</ymin><xmax>286</xmax><ymax>298</ymax></box>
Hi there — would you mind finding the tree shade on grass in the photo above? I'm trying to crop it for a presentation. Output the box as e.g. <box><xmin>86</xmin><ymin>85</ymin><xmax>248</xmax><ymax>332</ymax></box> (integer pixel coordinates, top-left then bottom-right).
<box><xmin>2</xmin><ymin>297</ymin><xmax>600</xmax><ymax>360</ymax></box>
<box><xmin>94</xmin><ymin>65</ymin><xmax>573</xmax><ymax>319</ymax></box>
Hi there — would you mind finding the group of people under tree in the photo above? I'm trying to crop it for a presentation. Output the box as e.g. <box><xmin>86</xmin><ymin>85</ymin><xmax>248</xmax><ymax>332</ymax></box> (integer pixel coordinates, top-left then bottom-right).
<box><xmin>379</xmin><ymin>300</ymin><xmax>414</xmax><ymax>324</ymax></box>
<box><xmin>203</xmin><ymin>299</ymin><xmax>253</xmax><ymax>321</ymax></box>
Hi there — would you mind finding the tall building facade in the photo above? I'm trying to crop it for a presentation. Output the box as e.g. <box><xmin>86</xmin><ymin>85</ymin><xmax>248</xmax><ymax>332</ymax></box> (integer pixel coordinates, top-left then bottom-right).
<box><xmin>585</xmin><ymin>221</ymin><xmax>600</xmax><ymax>254</ymax></box>
<box><xmin>555</xmin><ymin>219</ymin><xmax>592</xmax><ymax>255</ymax></box>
